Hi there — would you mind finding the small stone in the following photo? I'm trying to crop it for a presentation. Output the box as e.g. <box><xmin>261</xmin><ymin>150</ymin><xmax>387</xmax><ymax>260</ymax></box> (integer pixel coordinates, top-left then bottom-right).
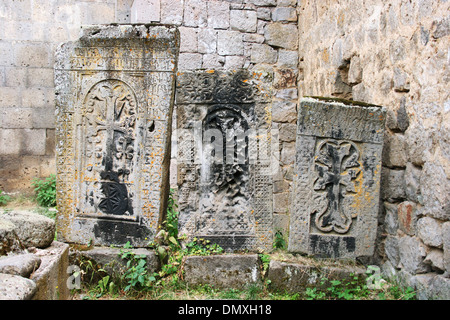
<box><xmin>424</xmin><ymin>249</ymin><xmax>445</xmax><ymax>272</ymax></box>
<box><xmin>272</xmin><ymin>7</ymin><xmax>297</xmax><ymax>22</ymax></box>
<box><xmin>442</xmin><ymin>222</ymin><xmax>450</xmax><ymax>274</ymax></box>
<box><xmin>393</xmin><ymin>68</ymin><xmax>410</xmax><ymax>92</ymax></box>
<box><xmin>417</xmin><ymin>217</ymin><xmax>443</xmax><ymax>248</ymax></box>
<box><xmin>383</xmin><ymin>202</ymin><xmax>399</xmax><ymax>235</ymax></box>
<box><xmin>272</xmin><ymin>100</ymin><xmax>297</xmax><ymax>123</ymax></box>
<box><xmin>348</xmin><ymin>55</ymin><xmax>362</xmax><ymax>84</ymax></box>
<box><xmin>385</xmin><ymin>235</ymin><xmax>400</xmax><ymax>267</ymax></box>
<box><xmin>398</xmin><ymin>236</ymin><xmax>429</xmax><ymax>274</ymax></box>
<box><xmin>382</xmin><ymin>131</ymin><xmax>407</xmax><ymax>168</ymax></box>
<box><xmin>250</xmin><ymin>43</ymin><xmax>277</xmax><ymax>64</ymax></box>
<box><xmin>381</xmin><ymin>168</ymin><xmax>406</xmax><ymax>202</ymax></box>
<box><xmin>405</xmin><ymin>162</ymin><xmax>421</xmax><ymax>202</ymax></box>
<box><xmin>279</xmin><ymin>123</ymin><xmax>296</xmax><ymax>142</ymax></box>
<box><xmin>432</xmin><ymin>16</ymin><xmax>450</xmax><ymax>39</ymax></box>
<box><xmin>397</xmin><ymin>201</ymin><xmax>418</xmax><ymax>236</ymax></box>
<box><xmin>277</xmin><ymin>50</ymin><xmax>298</xmax><ymax>69</ymax></box>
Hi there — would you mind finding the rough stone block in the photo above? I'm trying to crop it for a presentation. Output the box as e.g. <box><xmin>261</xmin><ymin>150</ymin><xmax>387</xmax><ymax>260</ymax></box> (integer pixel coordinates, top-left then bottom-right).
<box><xmin>198</xmin><ymin>28</ymin><xmax>217</xmax><ymax>54</ymax></box>
<box><xmin>184</xmin><ymin>0</ymin><xmax>208</xmax><ymax>27</ymax></box>
<box><xmin>0</xmin><ymin>253</ymin><xmax>41</xmax><ymax>278</ymax></box>
<box><xmin>0</xmin><ymin>273</ymin><xmax>37</xmax><ymax>300</ymax></box>
<box><xmin>417</xmin><ymin>217</ymin><xmax>443</xmax><ymax>248</ymax></box>
<box><xmin>0</xmin><ymin>219</ymin><xmax>22</xmax><ymax>255</ymax></box>
<box><xmin>179</xmin><ymin>27</ymin><xmax>198</xmax><ymax>53</ymax></box>
<box><xmin>250</xmin><ymin>43</ymin><xmax>277</xmax><ymax>64</ymax></box>
<box><xmin>264</xmin><ymin>23</ymin><xmax>298</xmax><ymax>50</ymax></box>
<box><xmin>207</xmin><ymin>0</ymin><xmax>230</xmax><ymax>29</ymax></box>
<box><xmin>55</xmin><ymin>25</ymin><xmax>179</xmax><ymax>247</ymax></box>
<box><xmin>217</xmin><ymin>30</ymin><xmax>244</xmax><ymax>55</ymax></box>
<box><xmin>1</xmin><ymin>210</ymin><xmax>55</xmax><ymax>249</ymax></box>
<box><xmin>267</xmin><ymin>260</ymin><xmax>366</xmax><ymax>294</ymax></box>
<box><xmin>0</xmin><ymin>87</ymin><xmax>21</xmax><ymax>107</ymax></box>
<box><xmin>288</xmin><ymin>97</ymin><xmax>386</xmax><ymax>259</ymax></box>
<box><xmin>381</xmin><ymin>168</ymin><xmax>406</xmax><ymax>202</ymax></box>
<box><xmin>224</xmin><ymin>55</ymin><xmax>245</xmax><ymax>69</ymax></box>
<box><xmin>30</xmin><ymin>241</ymin><xmax>70</xmax><ymax>300</ymax></box>
<box><xmin>183</xmin><ymin>254</ymin><xmax>261</xmax><ymax>289</ymax></box>
<box><xmin>27</xmin><ymin>68</ymin><xmax>54</xmax><ymax>88</ymax></box>
<box><xmin>398</xmin><ymin>236</ymin><xmax>429</xmax><ymax>274</ymax></box>
<box><xmin>202</xmin><ymin>54</ymin><xmax>225</xmax><ymax>69</ymax></box>
<box><xmin>271</xmin><ymin>100</ymin><xmax>297</xmax><ymax>123</ymax></box>
<box><xmin>443</xmin><ymin>222</ymin><xmax>450</xmax><ymax>274</ymax></box>
<box><xmin>383</xmin><ymin>202</ymin><xmax>399</xmax><ymax>235</ymax></box>
<box><xmin>178</xmin><ymin>53</ymin><xmax>203</xmax><ymax>70</ymax></box>
<box><xmin>72</xmin><ymin>246</ymin><xmax>160</xmax><ymax>278</ymax></box>
<box><xmin>1</xmin><ymin>107</ymin><xmax>32</xmax><ymax>129</ymax></box>
<box><xmin>397</xmin><ymin>201</ymin><xmax>418</xmax><ymax>236</ymax></box>
<box><xmin>15</xmin><ymin>44</ymin><xmax>50</xmax><ymax>68</ymax></box>
<box><xmin>272</xmin><ymin>7</ymin><xmax>297</xmax><ymax>22</ymax></box>
<box><xmin>160</xmin><ymin>0</ymin><xmax>184</xmax><ymax>25</ymax></box>
<box><xmin>404</xmin><ymin>162</ymin><xmax>421</xmax><ymax>202</ymax></box>
<box><xmin>130</xmin><ymin>0</ymin><xmax>160</xmax><ymax>23</ymax></box>
<box><xmin>382</xmin><ymin>131</ymin><xmax>407</xmax><ymax>168</ymax></box>
<box><xmin>230</xmin><ymin>9</ymin><xmax>257</xmax><ymax>32</ymax></box>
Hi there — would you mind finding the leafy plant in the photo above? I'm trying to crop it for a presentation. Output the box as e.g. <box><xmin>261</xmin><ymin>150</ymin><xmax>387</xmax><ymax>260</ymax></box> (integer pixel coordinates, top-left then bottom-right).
<box><xmin>259</xmin><ymin>253</ymin><xmax>271</xmax><ymax>273</ymax></box>
<box><xmin>31</xmin><ymin>174</ymin><xmax>56</xmax><ymax>207</ymax></box>
<box><xmin>273</xmin><ymin>230</ymin><xmax>287</xmax><ymax>249</ymax></box>
<box><xmin>120</xmin><ymin>242</ymin><xmax>156</xmax><ymax>292</ymax></box>
<box><xmin>0</xmin><ymin>190</ymin><xmax>11</xmax><ymax>206</ymax></box>
<box><xmin>164</xmin><ymin>188</ymin><xmax>179</xmax><ymax>239</ymax></box>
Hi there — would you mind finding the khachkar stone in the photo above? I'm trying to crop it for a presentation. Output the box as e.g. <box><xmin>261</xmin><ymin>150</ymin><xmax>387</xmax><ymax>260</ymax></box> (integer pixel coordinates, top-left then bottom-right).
<box><xmin>54</xmin><ymin>25</ymin><xmax>179</xmax><ymax>247</ymax></box>
<box><xmin>288</xmin><ymin>97</ymin><xmax>386</xmax><ymax>259</ymax></box>
<box><xmin>176</xmin><ymin>70</ymin><xmax>274</xmax><ymax>252</ymax></box>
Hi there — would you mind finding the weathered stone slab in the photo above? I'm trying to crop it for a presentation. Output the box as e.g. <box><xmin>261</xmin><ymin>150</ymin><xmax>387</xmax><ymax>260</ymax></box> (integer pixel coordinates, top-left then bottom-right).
<box><xmin>1</xmin><ymin>210</ymin><xmax>55</xmax><ymax>248</ymax></box>
<box><xmin>0</xmin><ymin>273</ymin><xmax>37</xmax><ymax>300</ymax></box>
<box><xmin>183</xmin><ymin>254</ymin><xmax>261</xmax><ymax>289</ymax></box>
<box><xmin>288</xmin><ymin>97</ymin><xmax>386</xmax><ymax>259</ymax></box>
<box><xmin>30</xmin><ymin>241</ymin><xmax>70</xmax><ymax>300</ymax></box>
<box><xmin>176</xmin><ymin>70</ymin><xmax>274</xmax><ymax>252</ymax></box>
<box><xmin>267</xmin><ymin>260</ymin><xmax>366</xmax><ymax>294</ymax></box>
<box><xmin>0</xmin><ymin>253</ymin><xmax>41</xmax><ymax>278</ymax></box>
<box><xmin>55</xmin><ymin>25</ymin><xmax>179</xmax><ymax>247</ymax></box>
<box><xmin>71</xmin><ymin>246</ymin><xmax>160</xmax><ymax>279</ymax></box>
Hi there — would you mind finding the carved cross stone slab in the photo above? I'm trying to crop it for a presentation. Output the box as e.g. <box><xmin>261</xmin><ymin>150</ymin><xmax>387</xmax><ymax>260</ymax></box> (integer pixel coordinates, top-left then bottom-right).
<box><xmin>55</xmin><ymin>25</ymin><xmax>179</xmax><ymax>247</ymax></box>
<box><xmin>288</xmin><ymin>97</ymin><xmax>386</xmax><ymax>259</ymax></box>
<box><xmin>176</xmin><ymin>70</ymin><xmax>274</xmax><ymax>252</ymax></box>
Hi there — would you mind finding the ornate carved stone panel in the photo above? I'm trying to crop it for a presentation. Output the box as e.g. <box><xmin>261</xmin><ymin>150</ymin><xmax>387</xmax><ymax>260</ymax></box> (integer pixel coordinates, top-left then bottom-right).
<box><xmin>55</xmin><ymin>25</ymin><xmax>179</xmax><ymax>247</ymax></box>
<box><xmin>176</xmin><ymin>70</ymin><xmax>274</xmax><ymax>251</ymax></box>
<box><xmin>288</xmin><ymin>97</ymin><xmax>386</xmax><ymax>259</ymax></box>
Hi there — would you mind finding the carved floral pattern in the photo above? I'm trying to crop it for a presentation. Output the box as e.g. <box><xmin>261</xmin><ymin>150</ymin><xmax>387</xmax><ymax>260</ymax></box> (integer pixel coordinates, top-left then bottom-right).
<box><xmin>313</xmin><ymin>139</ymin><xmax>361</xmax><ymax>234</ymax></box>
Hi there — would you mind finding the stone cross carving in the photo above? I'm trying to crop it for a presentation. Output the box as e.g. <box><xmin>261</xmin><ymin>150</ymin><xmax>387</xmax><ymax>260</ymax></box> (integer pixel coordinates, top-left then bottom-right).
<box><xmin>55</xmin><ymin>25</ymin><xmax>179</xmax><ymax>247</ymax></box>
<box><xmin>313</xmin><ymin>140</ymin><xmax>361</xmax><ymax>234</ymax></box>
<box><xmin>289</xmin><ymin>97</ymin><xmax>385</xmax><ymax>259</ymax></box>
<box><xmin>176</xmin><ymin>70</ymin><xmax>274</xmax><ymax>252</ymax></box>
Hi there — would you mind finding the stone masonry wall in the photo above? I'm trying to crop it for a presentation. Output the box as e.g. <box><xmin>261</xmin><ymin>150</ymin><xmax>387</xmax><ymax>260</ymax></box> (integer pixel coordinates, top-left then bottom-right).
<box><xmin>297</xmin><ymin>0</ymin><xmax>450</xmax><ymax>285</ymax></box>
<box><xmin>0</xmin><ymin>0</ymin><xmax>117</xmax><ymax>193</ymax></box>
